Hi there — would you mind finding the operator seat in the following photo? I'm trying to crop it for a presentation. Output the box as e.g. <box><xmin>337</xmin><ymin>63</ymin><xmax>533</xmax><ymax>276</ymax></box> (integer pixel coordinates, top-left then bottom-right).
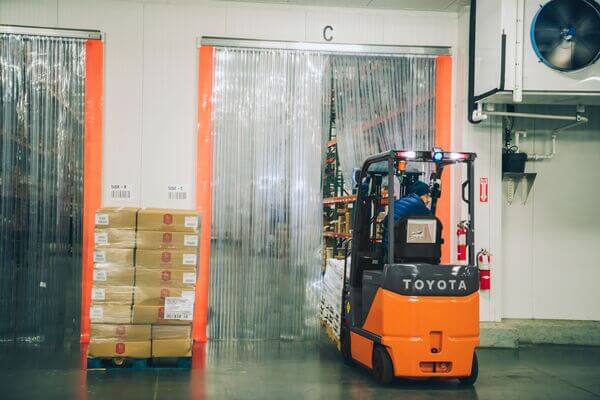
<box><xmin>394</xmin><ymin>215</ymin><xmax>443</xmax><ymax>264</ymax></box>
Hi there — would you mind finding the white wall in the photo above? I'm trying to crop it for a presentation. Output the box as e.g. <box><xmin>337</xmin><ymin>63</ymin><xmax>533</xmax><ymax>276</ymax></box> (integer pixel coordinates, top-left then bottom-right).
<box><xmin>456</xmin><ymin>3</ymin><xmax>600</xmax><ymax>322</ymax></box>
<box><xmin>455</xmin><ymin>6</ymin><xmax>504</xmax><ymax>322</ymax></box>
<box><xmin>0</xmin><ymin>0</ymin><xmax>458</xmax><ymax>210</ymax></box>
<box><xmin>501</xmin><ymin>105</ymin><xmax>600</xmax><ymax>321</ymax></box>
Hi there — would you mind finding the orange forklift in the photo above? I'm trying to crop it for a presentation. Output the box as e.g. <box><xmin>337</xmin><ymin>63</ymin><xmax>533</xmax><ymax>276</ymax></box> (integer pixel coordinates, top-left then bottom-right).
<box><xmin>340</xmin><ymin>149</ymin><xmax>479</xmax><ymax>385</ymax></box>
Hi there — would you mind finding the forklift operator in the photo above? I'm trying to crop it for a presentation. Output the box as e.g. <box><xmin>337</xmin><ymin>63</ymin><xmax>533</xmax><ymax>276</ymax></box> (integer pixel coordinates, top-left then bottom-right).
<box><xmin>394</xmin><ymin>181</ymin><xmax>432</xmax><ymax>216</ymax></box>
<box><xmin>382</xmin><ymin>181</ymin><xmax>432</xmax><ymax>253</ymax></box>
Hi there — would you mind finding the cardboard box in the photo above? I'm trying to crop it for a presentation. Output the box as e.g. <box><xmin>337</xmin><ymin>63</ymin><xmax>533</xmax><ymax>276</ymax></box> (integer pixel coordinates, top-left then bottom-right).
<box><xmin>135</xmin><ymin>249</ymin><xmax>198</xmax><ymax>269</ymax></box>
<box><xmin>135</xmin><ymin>267</ymin><xmax>196</xmax><ymax>289</ymax></box>
<box><xmin>95</xmin><ymin>207</ymin><xmax>138</xmax><ymax>230</ymax></box>
<box><xmin>88</xmin><ymin>340</ymin><xmax>151</xmax><ymax>358</ymax></box>
<box><xmin>90</xmin><ymin>305</ymin><xmax>132</xmax><ymax>324</ymax></box>
<box><xmin>91</xmin><ymin>285</ymin><xmax>133</xmax><ymax>304</ymax></box>
<box><xmin>93</xmin><ymin>266</ymin><xmax>135</xmax><ymax>287</ymax></box>
<box><xmin>93</xmin><ymin>248</ymin><xmax>134</xmax><ymax>266</ymax></box>
<box><xmin>132</xmin><ymin>305</ymin><xmax>191</xmax><ymax>325</ymax></box>
<box><xmin>152</xmin><ymin>339</ymin><xmax>192</xmax><ymax>357</ymax></box>
<box><xmin>134</xmin><ymin>286</ymin><xmax>195</xmax><ymax>306</ymax></box>
<box><xmin>91</xmin><ymin>324</ymin><xmax>151</xmax><ymax>341</ymax></box>
<box><xmin>95</xmin><ymin>229</ymin><xmax>136</xmax><ymax>249</ymax></box>
<box><xmin>136</xmin><ymin>231</ymin><xmax>199</xmax><ymax>250</ymax></box>
<box><xmin>137</xmin><ymin>208</ymin><xmax>200</xmax><ymax>233</ymax></box>
<box><xmin>152</xmin><ymin>325</ymin><xmax>191</xmax><ymax>340</ymax></box>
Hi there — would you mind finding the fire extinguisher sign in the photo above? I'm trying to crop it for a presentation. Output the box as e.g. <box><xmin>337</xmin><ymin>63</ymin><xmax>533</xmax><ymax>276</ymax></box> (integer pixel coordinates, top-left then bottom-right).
<box><xmin>480</xmin><ymin>177</ymin><xmax>489</xmax><ymax>203</ymax></box>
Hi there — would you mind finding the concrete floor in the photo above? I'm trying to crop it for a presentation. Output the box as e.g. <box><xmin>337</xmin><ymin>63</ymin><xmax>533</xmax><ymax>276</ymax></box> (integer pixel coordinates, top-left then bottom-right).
<box><xmin>0</xmin><ymin>340</ymin><xmax>599</xmax><ymax>400</ymax></box>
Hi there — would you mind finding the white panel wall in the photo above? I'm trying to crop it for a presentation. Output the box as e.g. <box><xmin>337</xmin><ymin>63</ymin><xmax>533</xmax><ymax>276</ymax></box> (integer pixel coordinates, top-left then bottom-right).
<box><xmin>502</xmin><ymin>105</ymin><xmax>600</xmax><ymax>321</ymax></box>
<box><xmin>58</xmin><ymin>0</ymin><xmax>146</xmax><ymax>207</ymax></box>
<box><xmin>458</xmin><ymin>3</ymin><xmax>600</xmax><ymax>321</ymax></box>
<box><xmin>456</xmin><ymin>6</ymin><xmax>504</xmax><ymax>322</ymax></box>
<box><xmin>140</xmin><ymin>3</ymin><xmax>226</xmax><ymax>208</ymax></box>
<box><xmin>0</xmin><ymin>0</ymin><xmax>58</xmax><ymax>27</ymax></box>
<box><xmin>0</xmin><ymin>0</ymin><xmax>458</xmax><ymax>211</ymax></box>
<box><xmin>305</xmin><ymin>9</ymin><xmax>384</xmax><ymax>43</ymax></box>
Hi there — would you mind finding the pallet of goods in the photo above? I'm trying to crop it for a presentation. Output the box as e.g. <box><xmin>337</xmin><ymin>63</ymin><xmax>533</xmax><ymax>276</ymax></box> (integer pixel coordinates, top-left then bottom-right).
<box><xmin>318</xmin><ymin>257</ymin><xmax>347</xmax><ymax>349</ymax></box>
<box><xmin>87</xmin><ymin>207</ymin><xmax>200</xmax><ymax>369</ymax></box>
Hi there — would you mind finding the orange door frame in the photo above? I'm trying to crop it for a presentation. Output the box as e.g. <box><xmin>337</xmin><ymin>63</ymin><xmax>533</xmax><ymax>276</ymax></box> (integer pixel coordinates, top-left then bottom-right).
<box><xmin>80</xmin><ymin>39</ymin><xmax>104</xmax><ymax>346</ymax></box>
<box><xmin>435</xmin><ymin>54</ymin><xmax>453</xmax><ymax>264</ymax></box>
<box><xmin>194</xmin><ymin>45</ymin><xmax>215</xmax><ymax>343</ymax></box>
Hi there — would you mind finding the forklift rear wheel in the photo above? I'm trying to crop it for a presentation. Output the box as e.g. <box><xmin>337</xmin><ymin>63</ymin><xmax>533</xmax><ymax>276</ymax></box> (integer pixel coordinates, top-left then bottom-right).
<box><xmin>459</xmin><ymin>352</ymin><xmax>478</xmax><ymax>386</ymax></box>
<box><xmin>372</xmin><ymin>346</ymin><xmax>394</xmax><ymax>385</ymax></box>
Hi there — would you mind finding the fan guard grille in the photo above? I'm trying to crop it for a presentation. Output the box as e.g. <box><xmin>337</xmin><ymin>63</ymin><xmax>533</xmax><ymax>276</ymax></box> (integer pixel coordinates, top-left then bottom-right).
<box><xmin>531</xmin><ymin>0</ymin><xmax>600</xmax><ymax>72</ymax></box>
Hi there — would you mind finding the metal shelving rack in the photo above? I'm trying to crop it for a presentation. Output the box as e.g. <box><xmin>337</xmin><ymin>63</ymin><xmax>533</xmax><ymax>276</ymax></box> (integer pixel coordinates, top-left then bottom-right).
<box><xmin>322</xmin><ymin>91</ymin><xmax>354</xmax><ymax>261</ymax></box>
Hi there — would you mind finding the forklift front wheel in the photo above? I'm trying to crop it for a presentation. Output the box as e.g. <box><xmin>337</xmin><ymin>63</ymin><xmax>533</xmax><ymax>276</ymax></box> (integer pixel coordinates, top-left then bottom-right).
<box><xmin>372</xmin><ymin>345</ymin><xmax>394</xmax><ymax>385</ymax></box>
<box><xmin>459</xmin><ymin>352</ymin><xmax>479</xmax><ymax>386</ymax></box>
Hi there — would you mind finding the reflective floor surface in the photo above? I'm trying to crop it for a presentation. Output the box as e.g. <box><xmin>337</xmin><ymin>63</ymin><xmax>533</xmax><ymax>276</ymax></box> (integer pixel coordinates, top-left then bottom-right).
<box><xmin>0</xmin><ymin>338</ymin><xmax>599</xmax><ymax>400</ymax></box>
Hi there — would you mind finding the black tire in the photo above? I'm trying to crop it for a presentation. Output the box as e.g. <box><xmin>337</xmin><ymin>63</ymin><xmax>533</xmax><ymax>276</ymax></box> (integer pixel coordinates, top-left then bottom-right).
<box><xmin>459</xmin><ymin>352</ymin><xmax>478</xmax><ymax>386</ymax></box>
<box><xmin>372</xmin><ymin>346</ymin><xmax>394</xmax><ymax>385</ymax></box>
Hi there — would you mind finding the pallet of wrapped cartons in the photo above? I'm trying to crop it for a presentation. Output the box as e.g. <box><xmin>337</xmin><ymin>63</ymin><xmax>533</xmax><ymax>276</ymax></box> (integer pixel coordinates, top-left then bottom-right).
<box><xmin>132</xmin><ymin>209</ymin><xmax>200</xmax><ymax>360</ymax></box>
<box><xmin>88</xmin><ymin>208</ymin><xmax>138</xmax><ymax>362</ymax></box>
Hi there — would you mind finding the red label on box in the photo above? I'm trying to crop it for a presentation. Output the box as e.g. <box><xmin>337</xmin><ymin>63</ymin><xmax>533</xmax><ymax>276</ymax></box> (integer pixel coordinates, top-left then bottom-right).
<box><xmin>115</xmin><ymin>325</ymin><xmax>126</xmax><ymax>336</ymax></box>
<box><xmin>160</xmin><ymin>288</ymin><xmax>170</xmax><ymax>299</ymax></box>
<box><xmin>161</xmin><ymin>252</ymin><xmax>171</xmax><ymax>262</ymax></box>
<box><xmin>163</xmin><ymin>214</ymin><xmax>173</xmax><ymax>225</ymax></box>
<box><xmin>158</xmin><ymin>307</ymin><xmax>164</xmax><ymax>319</ymax></box>
<box><xmin>161</xmin><ymin>271</ymin><xmax>171</xmax><ymax>281</ymax></box>
<box><xmin>162</xmin><ymin>233</ymin><xmax>172</xmax><ymax>243</ymax></box>
<box><xmin>116</xmin><ymin>343</ymin><xmax>125</xmax><ymax>354</ymax></box>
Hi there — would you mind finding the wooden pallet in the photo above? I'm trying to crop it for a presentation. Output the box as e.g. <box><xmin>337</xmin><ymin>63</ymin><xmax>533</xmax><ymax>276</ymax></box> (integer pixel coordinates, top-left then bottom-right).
<box><xmin>87</xmin><ymin>357</ymin><xmax>191</xmax><ymax>370</ymax></box>
<box><xmin>320</xmin><ymin>319</ymin><xmax>341</xmax><ymax>351</ymax></box>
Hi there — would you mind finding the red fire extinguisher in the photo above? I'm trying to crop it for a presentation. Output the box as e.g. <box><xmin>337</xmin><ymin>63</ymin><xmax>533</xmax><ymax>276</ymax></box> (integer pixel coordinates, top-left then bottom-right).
<box><xmin>477</xmin><ymin>249</ymin><xmax>491</xmax><ymax>291</ymax></box>
<box><xmin>456</xmin><ymin>221</ymin><xmax>469</xmax><ymax>263</ymax></box>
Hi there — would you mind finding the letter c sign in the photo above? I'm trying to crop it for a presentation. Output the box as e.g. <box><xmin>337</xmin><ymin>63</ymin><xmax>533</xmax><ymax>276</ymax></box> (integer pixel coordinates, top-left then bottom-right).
<box><xmin>323</xmin><ymin>25</ymin><xmax>333</xmax><ymax>42</ymax></box>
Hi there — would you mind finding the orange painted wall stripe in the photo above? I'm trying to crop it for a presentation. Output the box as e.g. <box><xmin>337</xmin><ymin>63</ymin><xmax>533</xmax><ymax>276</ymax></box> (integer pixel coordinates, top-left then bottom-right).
<box><xmin>435</xmin><ymin>54</ymin><xmax>452</xmax><ymax>264</ymax></box>
<box><xmin>80</xmin><ymin>39</ymin><xmax>104</xmax><ymax>344</ymax></box>
<box><xmin>194</xmin><ymin>45</ymin><xmax>215</xmax><ymax>343</ymax></box>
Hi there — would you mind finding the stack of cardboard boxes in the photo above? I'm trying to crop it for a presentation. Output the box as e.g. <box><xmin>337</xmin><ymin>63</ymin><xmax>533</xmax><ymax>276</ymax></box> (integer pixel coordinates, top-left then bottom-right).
<box><xmin>88</xmin><ymin>207</ymin><xmax>200</xmax><ymax>359</ymax></box>
<box><xmin>133</xmin><ymin>209</ymin><xmax>199</xmax><ymax>357</ymax></box>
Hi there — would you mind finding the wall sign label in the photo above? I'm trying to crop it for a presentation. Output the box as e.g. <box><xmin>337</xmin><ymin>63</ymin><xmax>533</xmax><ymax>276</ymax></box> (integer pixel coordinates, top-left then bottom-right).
<box><xmin>323</xmin><ymin>25</ymin><xmax>333</xmax><ymax>42</ymax></box>
<box><xmin>167</xmin><ymin>184</ymin><xmax>188</xmax><ymax>200</ymax></box>
<box><xmin>109</xmin><ymin>183</ymin><xmax>133</xmax><ymax>200</ymax></box>
<box><xmin>480</xmin><ymin>177</ymin><xmax>489</xmax><ymax>203</ymax></box>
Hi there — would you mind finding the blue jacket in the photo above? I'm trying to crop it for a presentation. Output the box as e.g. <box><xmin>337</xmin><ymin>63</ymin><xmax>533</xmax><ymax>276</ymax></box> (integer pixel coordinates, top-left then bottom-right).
<box><xmin>392</xmin><ymin>193</ymin><xmax>431</xmax><ymax>221</ymax></box>
<box><xmin>382</xmin><ymin>193</ymin><xmax>431</xmax><ymax>251</ymax></box>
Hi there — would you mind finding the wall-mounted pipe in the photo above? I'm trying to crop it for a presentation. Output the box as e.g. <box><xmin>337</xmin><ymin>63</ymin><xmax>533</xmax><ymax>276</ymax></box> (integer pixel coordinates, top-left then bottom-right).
<box><xmin>472</xmin><ymin>108</ymin><xmax>589</xmax><ymax>133</ymax></box>
<box><xmin>516</xmin><ymin>131</ymin><xmax>557</xmax><ymax>161</ymax></box>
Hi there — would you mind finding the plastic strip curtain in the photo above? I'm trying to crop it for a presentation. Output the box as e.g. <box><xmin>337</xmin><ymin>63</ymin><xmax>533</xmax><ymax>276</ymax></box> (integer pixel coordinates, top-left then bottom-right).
<box><xmin>332</xmin><ymin>55</ymin><xmax>436</xmax><ymax>184</ymax></box>
<box><xmin>0</xmin><ymin>34</ymin><xmax>85</xmax><ymax>345</ymax></box>
<box><xmin>210</xmin><ymin>48</ymin><xmax>330</xmax><ymax>340</ymax></box>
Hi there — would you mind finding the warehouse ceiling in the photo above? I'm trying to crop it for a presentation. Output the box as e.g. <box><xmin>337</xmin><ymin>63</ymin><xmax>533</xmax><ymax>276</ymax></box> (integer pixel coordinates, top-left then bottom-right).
<box><xmin>213</xmin><ymin>0</ymin><xmax>469</xmax><ymax>12</ymax></box>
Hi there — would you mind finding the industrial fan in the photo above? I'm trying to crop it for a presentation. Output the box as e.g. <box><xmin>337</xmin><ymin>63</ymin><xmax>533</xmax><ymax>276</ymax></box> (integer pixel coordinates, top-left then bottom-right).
<box><xmin>531</xmin><ymin>0</ymin><xmax>600</xmax><ymax>72</ymax></box>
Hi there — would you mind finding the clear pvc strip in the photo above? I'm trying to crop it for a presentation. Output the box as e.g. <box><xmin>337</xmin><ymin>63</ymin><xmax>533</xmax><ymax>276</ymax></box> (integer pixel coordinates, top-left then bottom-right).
<box><xmin>209</xmin><ymin>48</ymin><xmax>330</xmax><ymax>340</ymax></box>
<box><xmin>209</xmin><ymin>50</ymin><xmax>436</xmax><ymax>341</ymax></box>
<box><xmin>331</xmin><ymin>55</ymin><xmax>436</xmax><ymax>186</ymax></box>
<box><xmin>0</xmin><ymin>34</ymin><xmax>85</xmax><ymax>344</ymax></box>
